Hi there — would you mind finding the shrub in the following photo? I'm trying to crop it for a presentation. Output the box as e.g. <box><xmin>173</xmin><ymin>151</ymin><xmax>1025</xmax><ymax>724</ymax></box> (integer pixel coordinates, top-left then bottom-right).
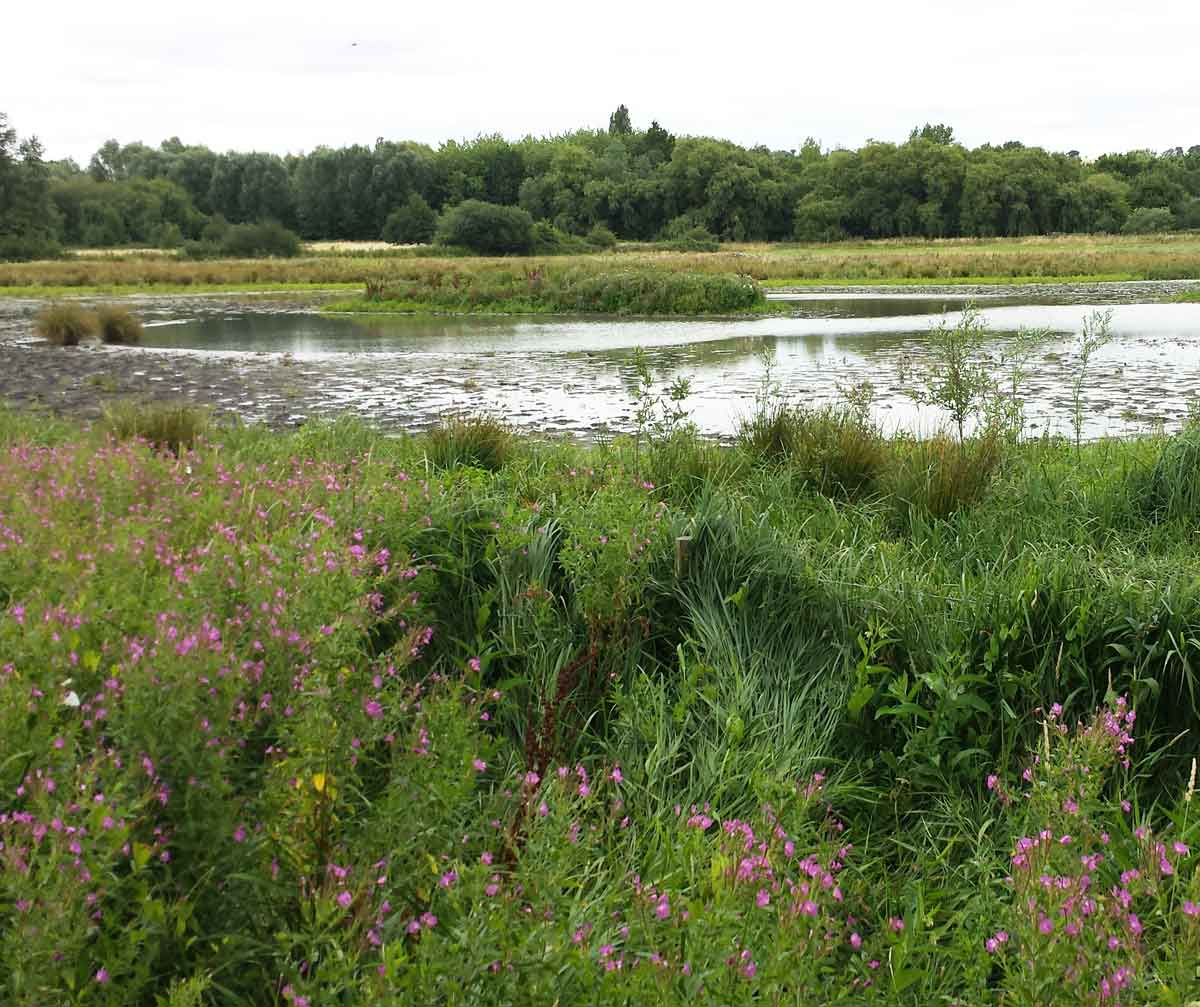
<box><xmin>219</xmin><ymin>220</ymin><xmax>302</xmax><ymax>258</ymax></box>
<box><xmin>101</xmin><ymin>400</ymin><xmax>211</xmax><ymax>453</ymax></box>
<box><xmin>531</xmin><ymin>221</ymin><xmax>592</xmax><ymax>255</ymax></box>
<box><xmin>201</xmin><ymin>214</ymin><xmax>231</xmax><ymax>243</ymax></box>
<box><xmin>179</xmin><ymin>220</ymin><xmax>301</xmax><ymax>260</ymax></box>
<box><xmin>586</xmin><ymin>223</ymin><xmax>618</xmax><ymax>249</ymax></box>
<box><xmin>382</xmin><ymin>194</ymin><xmax>437</xmax><ymax>245</ymax></box>
<box><xmin>153</xmin><ymin>221</ymin><xmax>184</xmax><ymax>249</ymax></box>
<box><xmin>94</xmin><ymin>304</ymin><xmax>143</xmax><ymax>345</ymax></box>
<box><xmin>1120</xmin><ymin>206</ymin><xmax>1175</xmax><ymax>234</ymax></box>
<box><xmin>34</xmin><ymin>302</ymin><xmax>96</xmax><ymax>345</ymax></box>
<box><xmin>423</xmin><ymin>414</ymin><xmax>514</xmax><ymax>472</ymax></box>
<box><xmin>0</xmin><ymin>233</ymin><xmax>63</xmax><ymax>262</ymax></box>
<box><xmin>435</xmin><ymin>200</ymin><xmax>535</xmax><ymax>255</ymax></box>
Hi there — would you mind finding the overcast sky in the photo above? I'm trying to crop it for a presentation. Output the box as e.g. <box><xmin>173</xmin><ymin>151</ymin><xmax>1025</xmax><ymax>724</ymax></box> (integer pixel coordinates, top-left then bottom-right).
<box><xmin>6</xmin><ymin>0</ymin><xmax>1199</xmax><ymax>165</ymax></box>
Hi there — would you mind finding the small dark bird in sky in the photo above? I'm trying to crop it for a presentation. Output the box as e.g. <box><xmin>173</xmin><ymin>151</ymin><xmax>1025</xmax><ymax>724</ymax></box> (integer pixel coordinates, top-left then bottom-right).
<box><xmin>351</xmin><ymin>42</ymin><xmax>358</xmax><ymax>46</ymax></box>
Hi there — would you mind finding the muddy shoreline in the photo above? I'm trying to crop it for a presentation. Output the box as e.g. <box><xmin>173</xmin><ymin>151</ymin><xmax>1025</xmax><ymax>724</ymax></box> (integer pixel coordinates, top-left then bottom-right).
<box><xmin>0</xmin><ymin>294</ymin><xmax>408</xmax><ymax>431</ymax></box>
<box><xmin>2</xmin><ymin>283</ymin><xmax>1198</xmax><ymax>438</ymax></box>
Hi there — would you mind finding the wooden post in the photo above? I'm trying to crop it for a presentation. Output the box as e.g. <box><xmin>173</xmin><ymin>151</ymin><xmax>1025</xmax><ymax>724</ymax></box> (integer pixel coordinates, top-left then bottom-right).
<box><xmin>675</xmin><ymin>535</ymin><xmax>693</xmax><ymax>581</ymax></box>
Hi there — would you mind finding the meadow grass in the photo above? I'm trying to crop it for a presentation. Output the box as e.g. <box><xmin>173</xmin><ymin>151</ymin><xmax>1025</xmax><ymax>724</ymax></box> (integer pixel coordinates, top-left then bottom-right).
<box><xmin>4</xmin><ymin>407</ymin><xmax>1200</xmax><ymax>1004</ymax></box>
<box><xmin>2</xmin><ymin>234</ymin><xmax>1197</xmax><ymax>305</ymax></box>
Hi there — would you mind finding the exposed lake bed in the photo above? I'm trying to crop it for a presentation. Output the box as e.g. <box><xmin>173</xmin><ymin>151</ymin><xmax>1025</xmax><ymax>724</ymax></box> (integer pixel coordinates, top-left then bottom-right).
<box><xmin>3</xmin><ymin>280</ymin><xmax>1199</xmax><ymax>438</ymax></box>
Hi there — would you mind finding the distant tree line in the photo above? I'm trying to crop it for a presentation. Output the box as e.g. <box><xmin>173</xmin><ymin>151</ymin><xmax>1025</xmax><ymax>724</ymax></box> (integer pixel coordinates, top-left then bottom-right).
<box><xmin>2</xmin><ymin>107</ymin><xmax>1199</xmax><ymax>257</ymax></box>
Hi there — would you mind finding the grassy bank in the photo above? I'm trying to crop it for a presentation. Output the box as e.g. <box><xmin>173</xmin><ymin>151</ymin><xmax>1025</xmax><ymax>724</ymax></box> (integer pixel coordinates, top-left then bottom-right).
<box><xmin>4</xmin><ymin>401</ymin><xmax>1200</xmax><ymax>1004</ymax></box>
<box><xmin>330</xmin><ymin>267</ymin><xmax>768</xmax><ymax>316</ymax></box>
<box><xmin>1</xmin><ymin>234</ymin><xmax>1198</xmax><ymax>302</ymax></box>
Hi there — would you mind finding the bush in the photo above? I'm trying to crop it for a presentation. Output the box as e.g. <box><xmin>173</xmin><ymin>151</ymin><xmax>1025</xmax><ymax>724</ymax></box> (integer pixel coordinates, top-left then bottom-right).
<box><xmin>1120</xmin><ymin>206</ymin><xmax>1175</xmax><ymax>235</ymax></box>
<box><xmin>201</xmin><ymin>214</ymin><xmax>231</xmax><ymax>243</ymax></box>
<box><xmin>94</xmin><ymin>304</ymin><xmax>144</xmax><ymax>345</ymax></box>
<box><xmin>531</xmin><ymin>221</ymin><xmax>592</xmax><ymax>255</ymax></box>
<box><xmin>219</xmin><ymin>220</ymin><xmax>302</xmax><ymax>257</ymax></box>
<box><xmin>661</xmin><ymin>226</ymin><xmax>719</xmax><ymax>252</ymax></box>
<box><xmin>424</xmin><ymin>414</ymin><xmax>514</xmax><ymax>471</ymax></box>
<box><xmin>101</xmin><ymin>400</ymin><xmax>211</xmax><ymax>454</ymax></box>
<box><xmin>153</xmin><ymin>222</ymin><xmax>184</xmax><ymax>249</ymax></box>
<box><xmin>382</xmin><ymin>194</ymin><xmax>437</xmax><ymax>245</ymax></box>
<box><xmin>586</xmin><ymin>223</ymin><xmax>618</xmax><ymax>249</ymax></box>
<box><xmin>0</xmin><ymin>233</ymin><xmax>63</xmax><ymax>262</ymax></box>
<box><xmin>435</xmin><ymin>200</ymin><xmax>535</xmax><ymax>255</ymax></box>
<box><xmin>34</xmin><ymin>302</ymin><xmax>96</xmax><ymax>345</ymax></box>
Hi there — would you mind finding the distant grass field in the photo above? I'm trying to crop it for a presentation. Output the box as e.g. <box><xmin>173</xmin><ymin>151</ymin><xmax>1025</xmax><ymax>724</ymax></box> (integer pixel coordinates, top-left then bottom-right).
<box><xmin>1</xmin><ymin>233</ymin><xmax>1197</xmax><ymax>303</ymax></box>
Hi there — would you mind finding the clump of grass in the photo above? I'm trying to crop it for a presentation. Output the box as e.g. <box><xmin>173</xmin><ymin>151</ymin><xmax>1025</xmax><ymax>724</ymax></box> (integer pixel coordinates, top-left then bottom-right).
<box><xmin>886</xmin><ymin>431</ymin><xmax>1002</xmax><ymax>523</ymax></box>
<box><xmin>1140</xmin><ymin>423</ymin><xmax>1200</xmax><ymax>522</ymax></box>
<box><xmin>101</xmin><ymin>400</ymin><xmax>210</xmax><ymax>454</ymax></box>
<box><xmin>424</xmin><ymin>414</ymin><xmax>514</xmax><ymax>472</ymax></box>
<box><xmin>34</xmin><ymin>302</ymin><xmax>96</xmax><ymax>345</ymax></box>
<box><xmin>95</xmin><ymin>304</ymin><xmax>143</xmax><ymax>344</ymax></box>
<box><xmin>737</xmin><ymin>402</ymin><xmax>885</xmax><ymax>498</ymax></box>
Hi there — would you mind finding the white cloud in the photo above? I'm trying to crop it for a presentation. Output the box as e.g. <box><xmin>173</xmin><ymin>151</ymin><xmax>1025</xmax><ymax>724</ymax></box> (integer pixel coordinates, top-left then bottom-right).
<box><xmin>5</xmin><ymin>0</ymin><xmax>1198</xmax><ymax>163</ymax></box>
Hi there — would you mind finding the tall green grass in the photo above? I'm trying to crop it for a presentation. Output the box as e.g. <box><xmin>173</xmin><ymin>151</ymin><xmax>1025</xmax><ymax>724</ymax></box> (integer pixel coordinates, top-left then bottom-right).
<box><xmin>339</xmin><ymin>266</ymin><xmax>766</xmax><ymax>315</ymax></box>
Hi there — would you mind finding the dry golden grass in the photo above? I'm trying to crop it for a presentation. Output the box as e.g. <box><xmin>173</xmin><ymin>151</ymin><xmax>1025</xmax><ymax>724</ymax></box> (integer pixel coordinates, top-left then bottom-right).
<box><xmin>4</xmin><ymin>232</ymin><xmax>1198</xmax><ymax>293</ymax></box>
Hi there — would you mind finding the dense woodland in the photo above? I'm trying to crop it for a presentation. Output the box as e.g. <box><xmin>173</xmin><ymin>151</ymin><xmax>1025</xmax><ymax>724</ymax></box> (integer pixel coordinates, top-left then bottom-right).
<box><xmin>2</xmin><ymin>107</ymin><xmax>1200</xmax><ymax>256</ymax></box>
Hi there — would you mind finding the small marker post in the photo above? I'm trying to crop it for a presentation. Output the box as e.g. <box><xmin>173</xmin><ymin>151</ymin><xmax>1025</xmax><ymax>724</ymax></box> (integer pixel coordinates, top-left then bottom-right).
<box><xmin>675</xmin><ymin>535</ymin><xmax>693</xmax><ymax>581</ymax></box>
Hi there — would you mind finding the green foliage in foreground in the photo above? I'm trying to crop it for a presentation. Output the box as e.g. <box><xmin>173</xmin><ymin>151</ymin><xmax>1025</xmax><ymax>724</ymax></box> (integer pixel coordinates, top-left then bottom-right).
<box><xmin>340</xmin><ymin>266</ymin><xmax>767</xmax><ymax>316</ymax></box>
<box><xmin>6</xmin><ymin>409</ymin><xmax>1200</xmax><ymax>1004</ymax></box>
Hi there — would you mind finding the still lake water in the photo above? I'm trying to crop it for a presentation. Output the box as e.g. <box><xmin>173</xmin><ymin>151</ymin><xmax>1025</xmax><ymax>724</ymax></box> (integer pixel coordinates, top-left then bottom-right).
<box><xmin>139</xmin><ymin>289</ymin><xmax>1200</xmax><ymax>437</ymax></box>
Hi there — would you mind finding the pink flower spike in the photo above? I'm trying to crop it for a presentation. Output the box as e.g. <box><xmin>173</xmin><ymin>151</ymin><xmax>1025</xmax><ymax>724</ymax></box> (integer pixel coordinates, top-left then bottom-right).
<box><xmin>472</xmin><ymin>758</ymin><xmax>487</xmax><ymax>772</ymax></box>
<box><xmin>95</xmin><ymin>967</ymin><xmax>110</xmax><ymax>984</ymax></box>
<box><xmin>756</xmin><ymin>889</ymin><xmax>770</xmax><ymax>908</ymax></box>
<box><xmin>850</xmin><ymin>932</ymin><xmax>862</xmax><ymax>949</ymax></box>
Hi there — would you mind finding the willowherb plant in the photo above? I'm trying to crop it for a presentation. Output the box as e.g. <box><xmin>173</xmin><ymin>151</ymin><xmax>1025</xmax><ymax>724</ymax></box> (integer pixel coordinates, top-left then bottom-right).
<box><xmin>986</xmin><ymin>696</ymin><xmax>1199</xmax><ymax>1005</ymax></box>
